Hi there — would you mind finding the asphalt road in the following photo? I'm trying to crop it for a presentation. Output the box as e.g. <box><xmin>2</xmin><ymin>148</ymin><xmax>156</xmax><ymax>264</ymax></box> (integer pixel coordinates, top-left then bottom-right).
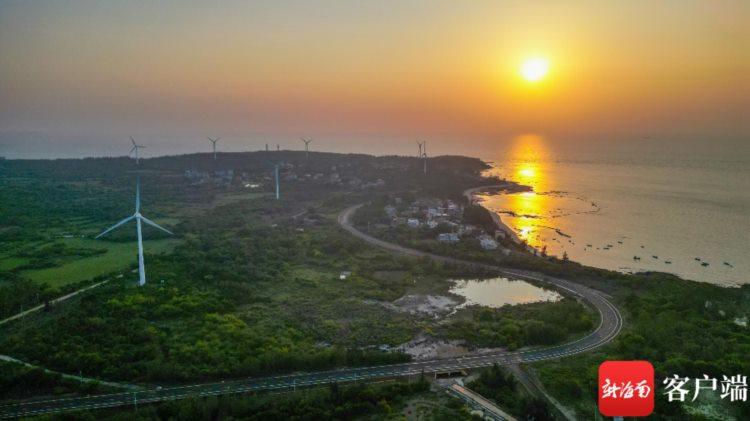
<box><xmin>0</xmin><ymin>204</ymin><xmax>622</xmax><ymax>419</ymax></box>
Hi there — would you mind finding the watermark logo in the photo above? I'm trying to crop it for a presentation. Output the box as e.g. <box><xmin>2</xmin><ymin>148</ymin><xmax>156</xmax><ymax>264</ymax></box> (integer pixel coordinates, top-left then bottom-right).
<box><xmin>663</xmin><ymin>374</ymin><xmax>747</xmax><ymax>402</ymax></box>
<box><xmin>599</xmin><ymin>360</ymin><xmax>654</xmax><ymax>417</ymax></box>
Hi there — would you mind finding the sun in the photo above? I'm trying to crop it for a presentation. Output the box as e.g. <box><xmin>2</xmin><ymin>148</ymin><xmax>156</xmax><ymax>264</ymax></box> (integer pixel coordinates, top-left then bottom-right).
<box><xmin>520</xmin><ymin>57</ymin><xmax>549</xmax><ymax>82</ymax></box>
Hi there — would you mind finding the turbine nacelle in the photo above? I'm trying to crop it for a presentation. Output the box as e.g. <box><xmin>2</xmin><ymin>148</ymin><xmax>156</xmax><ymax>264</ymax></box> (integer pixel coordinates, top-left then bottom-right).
<box><xmin>129</xmin><ymin>137</ymin><xmax>146</xmax><ymax>165</ymax></box>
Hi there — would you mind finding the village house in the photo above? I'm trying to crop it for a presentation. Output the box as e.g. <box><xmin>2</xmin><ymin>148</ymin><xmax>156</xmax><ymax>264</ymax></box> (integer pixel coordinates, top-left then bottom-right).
<box><xmin>437</xmin><ymin>233</ymin><xmax>460</xmax><ymax>243</ymax></box>
<box><xmin>478</xmin><ymin>234</ymin><xmax>499</xmax><ymax>250</ymax></box>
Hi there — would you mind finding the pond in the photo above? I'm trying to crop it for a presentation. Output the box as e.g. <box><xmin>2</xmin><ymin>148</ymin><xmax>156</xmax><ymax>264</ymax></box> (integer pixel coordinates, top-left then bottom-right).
<box><xmin>450</xmin><ymin>277</ymin><xmax>562</xmax><ymax>308</ymax></box>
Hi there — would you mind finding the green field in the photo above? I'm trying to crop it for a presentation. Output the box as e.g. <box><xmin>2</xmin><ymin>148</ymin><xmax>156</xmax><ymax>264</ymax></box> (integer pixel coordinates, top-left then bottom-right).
<box><xmin>19</xmin><ymin>238</ymin><xmax>180</xmax><ymax>287</ymax></box>
<box><xmin>0</xmin><ymin>257</ymin><xmax>30</xmax><ymax>272</ymax></box>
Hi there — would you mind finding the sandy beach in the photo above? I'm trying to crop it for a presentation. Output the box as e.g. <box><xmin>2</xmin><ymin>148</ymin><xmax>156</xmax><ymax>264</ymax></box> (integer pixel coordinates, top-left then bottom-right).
<box><xmin>463</xmin><ymin>184</ymin><xmax>530</xmax><ymax>249</ymax></box>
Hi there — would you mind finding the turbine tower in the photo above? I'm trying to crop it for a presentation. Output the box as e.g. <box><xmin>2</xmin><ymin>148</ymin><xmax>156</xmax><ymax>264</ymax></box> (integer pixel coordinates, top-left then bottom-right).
<box><xmin>416</xmin><ymin>140</ymin><xmax>424</xmax><ymax>158</ymax></box>
<box><xmin>301</xmin><ymin>138</ymin><xmax>313</xmax><ymax>158</ymax></box>
<box><xmin>207</xmin><ymin>137</ymin><xmax>221</xmax><ymax>160</ymax></box>
<box><xmin>129</xmin><ymin>137</ymin><xmax>146</xmax><ymax>165</ymax></box>
<box><xmin>96</xmin><ymin>177</ymin><xmax>172</xmax><ymax>286</ymax></box>
<box><xmin>268</xmin><ymin>161</ymin><xmax>281</xmax><ymax>200</ymax></box>
<box><xmin>422</xmin><ymin>140</ymin><xmax>428</xmax><ymax>175</ymax></box>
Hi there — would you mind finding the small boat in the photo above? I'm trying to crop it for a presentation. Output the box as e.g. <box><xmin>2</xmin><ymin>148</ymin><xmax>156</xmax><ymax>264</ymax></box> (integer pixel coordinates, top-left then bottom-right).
<box><xmin>587</xmin><ymin>244</ymin><xmax>593</xmax><ymax>247</ymax></box>
<box><xmin>701</xmin><ymin>262</ymin><xmax>709</xmax><ymax>267</ymax></box>
<box><xmin>652</xmin><ymin>255</ymin><xmax>658</xmax><ymax>259</ymax></box>
<box><xmin>640</xmin><ymin>245</ymin><xmax>645</xmax><ymax>248</ymax></box>
<box><xmin>665</xmin><ymin>261</ymin><xmax>672</xmax><ymax>264</ymax></box>
<box><xmin>694</xmin><ymin>257</ymin><xmax>701</xmax><ymax>261</ymax></box>
<box><xmin>617</xmin><ymin>241</ymin><xmax>623</xmax><ymax>244</ymax></box>
<box><xmin>724</xmin><ymin>262</ymin><xmax>733</xmax><ymax>267</ymax></box>
<box><xmin>633</xmin><ymin>256</ymin><xmax>641</xmax><ymax>260</ymax></box>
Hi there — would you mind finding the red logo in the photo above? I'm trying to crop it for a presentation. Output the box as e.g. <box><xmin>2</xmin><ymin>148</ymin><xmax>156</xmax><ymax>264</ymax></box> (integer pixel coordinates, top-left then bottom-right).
<box><xmin>599</xmin><ymin>361</ymin><xmax>654</xmax><ymax>417</ymax></box>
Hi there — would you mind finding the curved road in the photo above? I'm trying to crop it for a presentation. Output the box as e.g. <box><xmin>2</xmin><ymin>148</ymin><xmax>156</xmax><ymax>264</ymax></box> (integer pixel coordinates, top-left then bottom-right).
<box><xmin>0</xmin><ymin>205</ymin><xmax>622</xmax><ymax>419</ymax></box>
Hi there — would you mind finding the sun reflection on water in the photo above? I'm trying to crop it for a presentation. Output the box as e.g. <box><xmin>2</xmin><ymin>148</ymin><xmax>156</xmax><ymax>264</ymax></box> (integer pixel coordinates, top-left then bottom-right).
<box><xmin>503</xmin><ymin>135</ymin><xmax>550</xmax><ymax>248</ymax></box>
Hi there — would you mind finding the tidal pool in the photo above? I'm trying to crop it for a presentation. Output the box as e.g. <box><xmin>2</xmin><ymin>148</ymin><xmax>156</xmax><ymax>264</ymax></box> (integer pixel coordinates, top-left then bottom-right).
<box><xmin>450</xmin><ymin>277</ymin><xmax>562</xmax><ymax>308</ymax></box>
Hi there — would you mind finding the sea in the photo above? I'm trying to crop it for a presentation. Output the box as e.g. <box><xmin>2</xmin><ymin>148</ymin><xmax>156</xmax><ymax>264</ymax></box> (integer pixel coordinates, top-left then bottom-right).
<box><xmin>2</xmin><ymin>132</ymin><xmax>748</xmax><ymax>286</ymax></box>
<box><xmin>478</xmin><ymin>134</ymin><xmax>749</xmax><ymax>287</ymax></box>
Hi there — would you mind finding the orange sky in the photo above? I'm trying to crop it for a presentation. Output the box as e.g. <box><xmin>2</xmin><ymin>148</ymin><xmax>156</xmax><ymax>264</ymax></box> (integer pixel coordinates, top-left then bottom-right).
<box><xmin>0</xmin><ymin>1</ymin><xmax>748</xmax><ymax>141</ymax></box>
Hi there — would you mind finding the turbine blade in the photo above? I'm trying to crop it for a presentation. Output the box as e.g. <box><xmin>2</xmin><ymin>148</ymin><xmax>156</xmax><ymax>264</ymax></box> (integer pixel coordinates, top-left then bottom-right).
<box><xmin>95</xmin><ymin>215</ymin><xmax>135</xmax><ymax>239</ymax></box>
<box><xmin>131</xmin><ymin>136</ymin><xmax>136</xmax><ymax>146</ymax></box>
<box><xmin>130</xmin><ymin>146</ymin><xmax>137</xmax><ymax>155</ymax></box>
<box><xmin>139</xmin><ymin>216</ymin><xmax>173</xmax><ymax>235</ymax></box>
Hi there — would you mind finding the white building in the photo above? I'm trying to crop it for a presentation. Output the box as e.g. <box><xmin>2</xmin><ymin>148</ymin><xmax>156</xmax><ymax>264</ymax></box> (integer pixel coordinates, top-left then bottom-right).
<box><xmin>384</xmin><ymin>205</ymin><xmax>397</xmax><ymax>218</ymax></box>
<box><xmin>479</xmin><ymin>235</ymin><xmax>499</xmax><ymax>250</ymax></box>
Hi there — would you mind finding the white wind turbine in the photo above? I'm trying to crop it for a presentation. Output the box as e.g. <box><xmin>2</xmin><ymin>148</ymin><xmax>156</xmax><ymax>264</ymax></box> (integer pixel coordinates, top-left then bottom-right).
<box><xmin>96</xmin><ymin>177</ymin><xmax>173</xmax><ymax>286</ymax></box>
<box><xmin>268</xmin><ymin>161</ymin><xmax>281</xmax><ymax>200</ymax></box>
<box><xmin>416</xmin><ymin>140</ymin><xmax>424</xmax><ymax>158</ymax></box>
<box><xmin>207</xmin><ymin>137</ymin><xmax>221</xmax><ymax>160</ymax></box>
<box><xmin>129</xmin><ymin>137</ymin><xmax>146</xmax><ymax>165</ymax></box>
<box><xmin>300</xmin><ymin>138</ymin><xmax>313</xmax><ymax>158</ymax></box>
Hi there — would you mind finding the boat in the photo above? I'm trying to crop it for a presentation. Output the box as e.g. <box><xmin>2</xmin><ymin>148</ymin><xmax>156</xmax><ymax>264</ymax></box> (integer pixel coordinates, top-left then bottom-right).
<box><xmin>701</xmin><ymin>262</ymin><xmax>709</xmax><ymax>267</ymax></box>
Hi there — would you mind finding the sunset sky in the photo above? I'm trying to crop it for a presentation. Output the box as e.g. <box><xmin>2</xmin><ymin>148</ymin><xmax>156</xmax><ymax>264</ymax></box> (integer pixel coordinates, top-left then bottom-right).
<box><xmin>1</xmin><ymin>1</ymin><xmax>748</xmax><ymax>152</ymax></box>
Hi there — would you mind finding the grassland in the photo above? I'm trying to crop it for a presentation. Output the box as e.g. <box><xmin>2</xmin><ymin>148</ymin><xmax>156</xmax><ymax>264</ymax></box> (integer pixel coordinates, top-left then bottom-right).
<box><xmin>19</xmin><ymin>238</ymin><xmax>181</xmax><ymax>287</ymax></box>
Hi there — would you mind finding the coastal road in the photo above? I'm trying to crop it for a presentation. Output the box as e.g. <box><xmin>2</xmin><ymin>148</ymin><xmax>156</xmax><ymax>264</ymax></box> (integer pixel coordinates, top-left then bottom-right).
<box><xmin>0</xmin><ymin>205</ymin><xmax>622</xmax><ymax>419</ymax></box>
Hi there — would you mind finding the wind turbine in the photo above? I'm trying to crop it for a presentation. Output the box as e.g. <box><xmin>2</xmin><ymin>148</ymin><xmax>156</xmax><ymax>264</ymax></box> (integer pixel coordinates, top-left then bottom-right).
<box><xmin>300</xmin><ymin>138</ymin><xmax>313</xmax><ymax>158</ymax></box>
<box><xmin>422</xmin><ymin>140</ymin><xmax>428</xmax><ymax>175</ymax></box>
<box><xmin>129</xmin><ymin>137</ymin><xmax>146</xmax><ymax>165</ymax></box>
<box><xmin>96</xmin><ymin>177</ymin><xmax>172</xmax><ymax>286</ymax></box>
<box><xmin>268</xmin><ymin>161</ymin><xmax>281</xmax><ymax>200</ymax></box>
<box><xmin>416</xmin><ymin>140</ymin><xmax>424</xmax><ymax>158</ymax></box>
<box><xmin>207</xmin><ymin>137</ymin><xmax>221</xmax><ymax>160</ymax></box>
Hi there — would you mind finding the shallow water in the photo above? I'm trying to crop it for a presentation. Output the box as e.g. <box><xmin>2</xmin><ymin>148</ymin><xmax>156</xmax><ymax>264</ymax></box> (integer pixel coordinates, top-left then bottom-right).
<box><xmin>450</xmin><ymin>277</ymin><xmax>562</xmax><ymax>308</ymax></box>
<box><xmin>480</xmin><ymin>135</ymin><xmax>750</xmax><ymax>286</ymax></box>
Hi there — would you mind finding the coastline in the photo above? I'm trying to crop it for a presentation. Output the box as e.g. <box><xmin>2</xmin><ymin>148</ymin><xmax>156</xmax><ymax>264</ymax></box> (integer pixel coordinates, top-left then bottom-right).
<box><xmin>462</xmin><ymin>184</ymin><xmax>532</xmax><ymax>251</ymax></box>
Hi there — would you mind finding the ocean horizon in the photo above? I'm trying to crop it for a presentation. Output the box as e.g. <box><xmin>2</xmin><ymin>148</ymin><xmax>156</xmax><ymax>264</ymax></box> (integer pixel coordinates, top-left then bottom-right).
<box><xmin>2</xmin><ymin>133</ymin><xmax>748</xmax><ymax>286</ymax></box>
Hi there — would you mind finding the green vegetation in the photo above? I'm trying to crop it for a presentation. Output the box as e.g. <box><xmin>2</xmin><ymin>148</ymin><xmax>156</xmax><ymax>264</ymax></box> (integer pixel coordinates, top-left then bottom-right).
<box><xmin>468</xmin><ymin>364</ymin><xmax>554</xmax><ymax>420</ymax></box>
<box><xmin>534</xmin><ymin>277</ymin><xmax>750</xmax><ymax>419</ymax></box>
<box><xmin>2</xmin><ymin>152</ymin><xmax>748</xmax><ymax>419</ymax></box>
<box><xmin>31</xmin><ymin>380</ymin><xmax>436</xmax><ymax>421</ymax></box>
<box><xmin>21</xmin><ymin>238</ymin><xmax>179</xmax><ymax>287</ymax></box>
<box><xmin>355</xmin><ymin>186</ymin><xmax>750</xmax><ymax>419</ymax></box>
<box><xmin>440</xmin><ymin>298</ymin><xmax>596</xmax><ymax>350</ymax></box>
<box><xmin>0</xmin><ymin>153</ymin><xmax>503</xmax><ymax>391</ymax></box>
<box><xmin>0</xmin><ymin>361</ymin><xmax>104</xmax><ymax>402</ymax></box>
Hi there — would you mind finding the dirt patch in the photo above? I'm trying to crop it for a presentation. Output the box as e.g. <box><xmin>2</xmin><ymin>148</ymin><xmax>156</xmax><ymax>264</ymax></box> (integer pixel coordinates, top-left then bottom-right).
<box><xmin>396</xmin><ymin>333</ymin><xmax>469</xmax><ymax>361</ymax></box>
<box><xmin>364</xmin><ymin>294</ymin><xmax>460</xmax><ymax>318</ymax></box>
